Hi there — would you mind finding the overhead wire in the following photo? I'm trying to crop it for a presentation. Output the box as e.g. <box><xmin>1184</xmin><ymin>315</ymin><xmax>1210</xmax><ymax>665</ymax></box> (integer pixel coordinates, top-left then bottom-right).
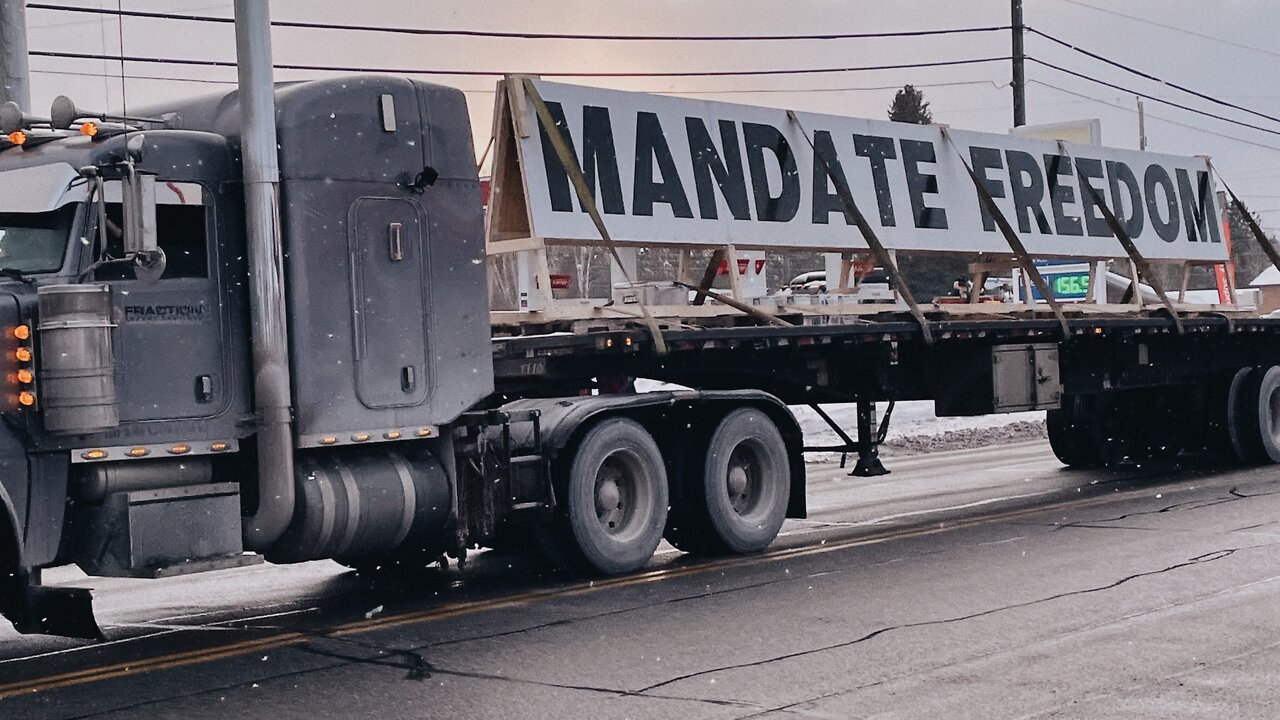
<box><xmin>1052</xmin><ymin>0</ymin><xmax>1280</xmax><ymax>60</ymax></box>
<box><xmin>1028</xmin><ymin>27</ymin><xmax>1280</xmax><ymax>127</ymax></box>
<box><xmin>1028</xmin><ymin>79</ymin><xmax>1280</xmax><ymax>154</ymax></box>
<box><xmin>25</xmin><ymin>4</ymin><xmax>1009</xmax><ymax>42</ymax></box>
<box><xmin>27</xmin><ymin>68</ymin><xmax>1006</xmax><ymax>97</ymax></box>
<box><xmin>1027</xmin><ymin>57</ymin><xmax>1280</xmax><ymax>139</ymax></box>
<box><xmin>28</xmin><ymin>50</ymin><xmax>1012</xmax><ymax>78</ymax></box>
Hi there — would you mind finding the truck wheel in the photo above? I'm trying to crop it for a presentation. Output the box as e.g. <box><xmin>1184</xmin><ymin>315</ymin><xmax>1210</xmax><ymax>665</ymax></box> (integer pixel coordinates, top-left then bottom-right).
<box><xmin>669</xmin><ymin>408</ymin><xmax>789</xmax><ymax>555</ymax></box>
<box><xmin>1088</xmin><ymin>393</ymin><xmax>1134</xmax><ymax>467</ymax></box>
<box><xmin>1047</xmin><ymin>395</ymin><xmax>1100</xmax><ymax>468</ymax></box>
<box><xmin>1228</xmin><ymin>367</ymin><xmax>1267</xmax><ymax>464</ymax></box>
<box><xmin>548</xmin><ymin>418</ymin><xmax>668</xmax><ymax>575</ymax></box>
<box><xmin>1253</xmin><ymin>366</ymin><xmax>1280</xmax><ymax>463</ymax></box>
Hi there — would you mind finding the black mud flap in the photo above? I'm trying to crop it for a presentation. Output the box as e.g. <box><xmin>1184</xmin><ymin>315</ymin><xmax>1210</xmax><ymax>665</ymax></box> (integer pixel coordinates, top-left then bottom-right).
<box><xmin>4</xmin><ymin>575</ymin><xmax>103</xmax><ymax>641</ymax></box>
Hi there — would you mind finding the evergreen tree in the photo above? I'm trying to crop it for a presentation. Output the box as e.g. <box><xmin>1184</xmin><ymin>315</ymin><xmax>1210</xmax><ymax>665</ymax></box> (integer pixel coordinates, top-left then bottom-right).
<box><xmin>888</xmin><ymin>85</ymin><xmax>933</xmax><ymax>125</ymax></box>
<box><xmin>887</xmin><ymin>85</ymin><xmax>965</xmax><ymax>300</ymax></box>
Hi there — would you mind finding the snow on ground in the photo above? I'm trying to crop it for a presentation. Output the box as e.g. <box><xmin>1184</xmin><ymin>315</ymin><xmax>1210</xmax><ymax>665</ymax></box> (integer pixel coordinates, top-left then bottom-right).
<box><xmin>633</xmin><ymin>378</ymin><xmax>1046</xmax><ymax>455</ymax></box>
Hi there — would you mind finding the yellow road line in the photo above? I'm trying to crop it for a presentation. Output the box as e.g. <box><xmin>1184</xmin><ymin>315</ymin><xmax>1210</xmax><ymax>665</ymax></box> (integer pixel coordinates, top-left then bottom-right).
<box><xmin>0</xmin><ymin>483</ymin><xmax>1172</xmax><ymax>700</ymax></box>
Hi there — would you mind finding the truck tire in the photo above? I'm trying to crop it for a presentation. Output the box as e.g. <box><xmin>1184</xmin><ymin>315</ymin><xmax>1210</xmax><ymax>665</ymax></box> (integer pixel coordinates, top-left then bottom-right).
<box><xmin>667</xmin><ymin>408</ymin><xmax>789</xmax><ymax>555</ymax></box>
<box><xmin>1253</xmin><ymin>366</ymin><xmax>1280</xmax><ymax>463</ymax></box>
<box><xmin>541</xmin><ymin>418</ymin><xmax>668</xmax><ymax>575</ymax></box>
<box><xmin>1047</xmin><ymin>395</ymin><xmax>1101</xmax><ymax>468</ymax></box>
<box><xmin>1087</xmin><ymin>393</ymin><xmax>1136</xmax><ymax>467</ymax></box>
<box><xmin>1228</xmin><ymin>367</ymin><xmax>1267</xmax><ymax>464</ymax></box>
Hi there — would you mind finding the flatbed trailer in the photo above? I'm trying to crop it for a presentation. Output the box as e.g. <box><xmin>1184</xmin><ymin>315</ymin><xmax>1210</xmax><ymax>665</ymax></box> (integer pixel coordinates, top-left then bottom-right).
<box><xmin>1</xmin><ymin>13</ymin><xmax>1278</xmax><ymax>638</ymax></box>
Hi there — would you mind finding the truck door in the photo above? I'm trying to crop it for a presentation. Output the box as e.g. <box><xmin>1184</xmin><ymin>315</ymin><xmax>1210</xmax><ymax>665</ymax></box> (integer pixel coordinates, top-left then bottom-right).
<box><xmin>349</xmin><ymin>196</ymin><xmax>429</xmax><ymax>409</ymax></box>
<box><xmin>96</xmin><ymin>182</ymin><xmax>229</xmax><ymax>422</ymax></box>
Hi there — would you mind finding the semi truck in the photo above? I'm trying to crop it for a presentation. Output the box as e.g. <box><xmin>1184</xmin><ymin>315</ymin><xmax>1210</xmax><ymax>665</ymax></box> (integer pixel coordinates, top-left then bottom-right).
<box><xmin>1</xmin><ymin>48</ymin><xmax>1279</xmax><ymax>638</ymax></box>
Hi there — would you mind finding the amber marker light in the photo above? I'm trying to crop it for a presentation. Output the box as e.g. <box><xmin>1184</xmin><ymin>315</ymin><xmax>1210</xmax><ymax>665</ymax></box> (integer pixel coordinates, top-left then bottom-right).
<box><xmin>168</xmin><ymin>444</ymin><xmax>191</xmax><ymax>455</ymax></box>
<box><xmin>6</xmin><ymin>131</ymin><xmax>24</xmax><ymax>146</ymax></box>
<box><xmin>12</xmin><ymin>324</ymin><xmax>29</xmax><ymax>340</ymax></box>
<box><xmin>17</xmin><ymin>391</ymin><xmax>34</xmax><ymax>407</ymax></box>
<box><xmin>16</xmin><ymin>369</ymin><xmax>32</xmax><ymax>384</ymax></box>
<box><xmin>127</xmin><ymin>447</ymin><xmax>150</xmax><ymax>457</ymax></box>
<box><xmin>416</xmin><ymin>427</ymin><xmax>432</xmax><ymax>437</ymax></box>
<box><xmin>319</xmin><ymin>435</ymin><xmax>338</xmax><ymax>445</ymax></box>
<box><xmin>79</xmin><ymin>122</ymin><xmax>98</xmax><ymax>137</ymax></box>
<box><xmin>383</xmin><ymin>430</ymin><xmax>402</xmax><ymax>440</ymax></box>
<box><xmin>351</xmin><ymin>433</ymin><xmax>370</xmax><ymax>442</ymax></box>
<box><xmin>81</xmin><ymin>449</ymin><xmax>106</xmax><ymax>460</ymax></box>
<box><xmin>209</xmin><ymin>441</ymin><xmax>230</xmax><ymax>452</ymax></box>
<box><xmin>14</xmin><ymin>347</ymin><xmax>30</xmax><ymax>362</ymax></box>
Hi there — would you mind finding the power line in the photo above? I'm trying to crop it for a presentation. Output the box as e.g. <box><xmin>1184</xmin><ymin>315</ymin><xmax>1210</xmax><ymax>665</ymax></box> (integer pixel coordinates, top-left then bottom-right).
<box><xmin>29</xmin><ymin>67</ymin><xmax>1006</xmax><ymax>97</ymax></box>
<box><xmin>29</xmin><ymin>50</ymin><xmax>1011</xmax><ymax>78</ymax></box>
<box><xmin>1052</xmin><ymin>0</ymin><xmax>1280</xmax><ymax>60</ymax></box>
<box><xmin>30</xmin><ymin>67</ymin><xmax>235</xmax><ymax>85</ymax></box>
<box><xmin>1028</xmin><ymin>79</ymin><xmax>1280</xmax><ymax>154</ymax></box>
<box><xmin>25</xmin><ymin>4</ymin><xmax>1010</xmax><ymax>42</ymax></box>
<box><xmin>1028</xmin><ymin>27</ymin><xmax>1280</xmax><ymax>127</ymax></box>
<box><xmin>641</xmin><ymin>79</ymin><xmax>1009</xmax><ymax>95</ymax></box>
<box><xmin>26</xmin><ymin>2</ymin><xmax>231</xmax><ymax>30</ymax></box>
<box><xmin>1028</xmin><ymin>57</ymin><xmax>1280</xmax><ymax>139</ymax></box>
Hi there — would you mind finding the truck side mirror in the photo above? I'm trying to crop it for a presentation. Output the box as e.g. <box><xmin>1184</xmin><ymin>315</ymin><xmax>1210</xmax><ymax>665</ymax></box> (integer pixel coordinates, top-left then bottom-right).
<box><xmin>121</xmin><ymin>169</ymin><xmax>157</xmax><ymax>255</ymax></box>
<box><xmin>121</xmin><ymin>168</ymin><xmax>166</xmax><ymax>282</ymax></box>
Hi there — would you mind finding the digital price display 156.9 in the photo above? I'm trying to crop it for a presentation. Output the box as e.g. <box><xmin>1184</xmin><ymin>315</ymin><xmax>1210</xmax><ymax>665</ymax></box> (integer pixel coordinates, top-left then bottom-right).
<box><xmin>1031</xmin><ymin>272</ymin><xmax>1091</xmax><ymax>301</ymax></box>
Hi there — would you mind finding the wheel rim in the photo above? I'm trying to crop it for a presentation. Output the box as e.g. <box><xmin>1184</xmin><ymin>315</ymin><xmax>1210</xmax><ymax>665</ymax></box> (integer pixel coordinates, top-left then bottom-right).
<box><xmin>592</xmin><ymin>451</ymin><xmax>650</xmax><ymax>539</ymax></box>
<box><xmin>724</xmin><ymin>441</ymin><xmax>770</xmax><ymax>518</ymax></box>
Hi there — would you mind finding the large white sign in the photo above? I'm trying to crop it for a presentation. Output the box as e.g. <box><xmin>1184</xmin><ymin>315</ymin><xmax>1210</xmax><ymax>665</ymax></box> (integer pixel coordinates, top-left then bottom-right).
<box><xmin>514</xmin><ymin>80</ymin><xmax>1225</xmax><ymax>262</ymax></box>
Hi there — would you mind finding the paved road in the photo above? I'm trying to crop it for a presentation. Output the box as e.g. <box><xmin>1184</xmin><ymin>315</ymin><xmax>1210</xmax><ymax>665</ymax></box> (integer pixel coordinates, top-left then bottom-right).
<box><xmin>3</xmin><ymin>440</ymin><xmax>1280</xmax><ymax>719</ymax></box>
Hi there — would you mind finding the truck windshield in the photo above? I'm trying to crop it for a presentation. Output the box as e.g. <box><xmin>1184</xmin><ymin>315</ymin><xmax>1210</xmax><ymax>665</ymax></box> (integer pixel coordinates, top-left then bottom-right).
<box><xmin>0</xmin><ymin>206</ymin><xmax>74</xmax><ymax>274</ymax></box>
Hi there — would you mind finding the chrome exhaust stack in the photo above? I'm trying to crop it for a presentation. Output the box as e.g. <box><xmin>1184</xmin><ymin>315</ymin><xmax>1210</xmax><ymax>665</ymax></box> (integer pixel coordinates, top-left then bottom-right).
<box><xmin>233</xmin><ymin>0</ymin><xmax>295</xmax><ymax>551</ymax></box>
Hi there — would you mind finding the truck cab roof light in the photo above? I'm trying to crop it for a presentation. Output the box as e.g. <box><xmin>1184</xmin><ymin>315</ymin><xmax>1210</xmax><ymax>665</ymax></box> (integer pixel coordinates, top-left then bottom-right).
<box><xmin>78</xmin><ymin>122</ymin><xmax>98</xmax><ymax>138</ymax></box>
<box><xmin>15</xmin><ymin>348</ymin><xmax>31</xmax><ymax>362</ymax></box>
<box><xmin>81</xmin><ymin>449</ymin><xmax>106</xmax><ymax>461</ymax></box>
<box><xmin>16</xmin><ymin>369</ymin><xmax>33</xmax><ymax>384</ymax></box>
<box><xmin>5</xmin><ymin>131</ymin><xmax>25</xmax><ymax>146</ymax></box>
<box><xmin>17</xmin><ymin>391</ymin><xmax>34</xmax><ymax>407</ymax></box>
<box><xmin>12</xmin><ymin>324</ymin><xmax>29</xmax><ymax>340</ymax></box>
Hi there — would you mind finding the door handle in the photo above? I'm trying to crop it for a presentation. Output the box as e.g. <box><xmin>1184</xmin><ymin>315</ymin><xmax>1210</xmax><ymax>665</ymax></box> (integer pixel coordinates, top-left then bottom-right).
<box><xmin>389</xmin><ymin>222</ymin><xmax>403</xmax><ymax>261</ymax></box>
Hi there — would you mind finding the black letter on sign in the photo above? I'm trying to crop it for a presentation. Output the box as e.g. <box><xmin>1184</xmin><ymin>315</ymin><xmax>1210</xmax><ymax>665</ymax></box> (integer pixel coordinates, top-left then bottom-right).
<box><xmin>1044</xmin><ymin>154</ymin><xmax>1083</xmax><ymax>236</ymax></box>
<box><xmin>633</xmin><ymin>112</ymin><xmax>693</xmax><ymax>218</ymax></box>
<box><xmin>685</xmin><ymin>118</ymin><xmax>751</xmax><ymax>221</ymax></box>
<box><xmin>854</xmin><ymin>134</ymin><xmax>898</xmax><ymax>226</ymax></box>
<box><xmin>537</xmin><ymin>102</ymin><xmax>625</xmax><ymax>214</ymax></box>
<box><xmin>900</xmin><ymin>139</ymin><xmax>948</xmax><ymax>229</ymax></box>
<box><xmin>1006</xmin><ymin>150</ymin><xmax>1051</xmax><ymax>234</ymax></box>
<box><xmin>1176</xmin><ymin>169</ymin><xmax>1221</xmax><ymax>243</ymax></box>
<box><xmin>1144</xmin><ymin>165</ymin><xmax>1180</xmax><ymax>243</ymax></box>
<box><xmin>969</xmin><ymin>146</ymin><xmax>1005</xmax><ymax>232</ymax></box>
<box><xmin>743</xmin><ymin>122</ymin><xmax>800</xmax><ymax>222</ymax></box>
<box><xmin>1106</xmin><ymin>161</ymin><xmax>1144</xmax><ymax>238</ymax></box>
<box><xmin>1075</xmin><ymin>157</ymin><xmax>1111</xmax><ymax>238</ymax></box>
<box><xmin>811</xmin><ymin>131</ymin><xmax>856</xmax><ymax>225</ymax></box>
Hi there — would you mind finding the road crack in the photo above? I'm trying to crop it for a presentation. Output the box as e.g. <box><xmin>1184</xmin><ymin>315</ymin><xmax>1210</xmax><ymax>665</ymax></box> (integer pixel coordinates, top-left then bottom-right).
<box><xmin>1041</xmin><ymin>486</ymin><xmax>1280</xmax><ymax>531</ymax></box>
<box><xmin>635</xmin><ymin>548</ymin><xmax>1241</xmax><ymax>696</ymax></box>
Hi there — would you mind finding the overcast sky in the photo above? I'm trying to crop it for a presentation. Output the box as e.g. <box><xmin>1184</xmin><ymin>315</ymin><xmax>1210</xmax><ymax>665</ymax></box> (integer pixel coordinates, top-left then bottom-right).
<box><xmin>21</xmin><ymin>0</ymin><xmax>1280</xmax><ymax>232</ymax></box>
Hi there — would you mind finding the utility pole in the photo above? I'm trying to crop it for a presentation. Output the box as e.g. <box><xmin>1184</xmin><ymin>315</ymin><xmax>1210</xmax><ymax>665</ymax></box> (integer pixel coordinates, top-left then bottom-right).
<box><xmin>1011</xmin><ymin>0</ymin><xmax>1026</xmax><ymax>127</ymax></box>
<box><xmin>233</xmin><ymin>0</ymin><xmax>296</xmax><ymax>551</ymax></box>
<box><xmin>1136</xmin><ymin>97</ymin><xmax>1147</xmax><ymax>150</ymax></box>
<box><xmin>0</xmin><ymin>0</ymin><xmax>31</xmax><ymax>110</ymax></box>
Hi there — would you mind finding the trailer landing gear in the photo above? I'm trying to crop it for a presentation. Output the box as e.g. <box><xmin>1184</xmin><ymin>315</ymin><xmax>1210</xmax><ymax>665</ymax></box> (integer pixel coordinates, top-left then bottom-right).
<box><xmin>806</xmin><ymin>401</ymin><xmax>893</xmax><ymax>477</ymax></box>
